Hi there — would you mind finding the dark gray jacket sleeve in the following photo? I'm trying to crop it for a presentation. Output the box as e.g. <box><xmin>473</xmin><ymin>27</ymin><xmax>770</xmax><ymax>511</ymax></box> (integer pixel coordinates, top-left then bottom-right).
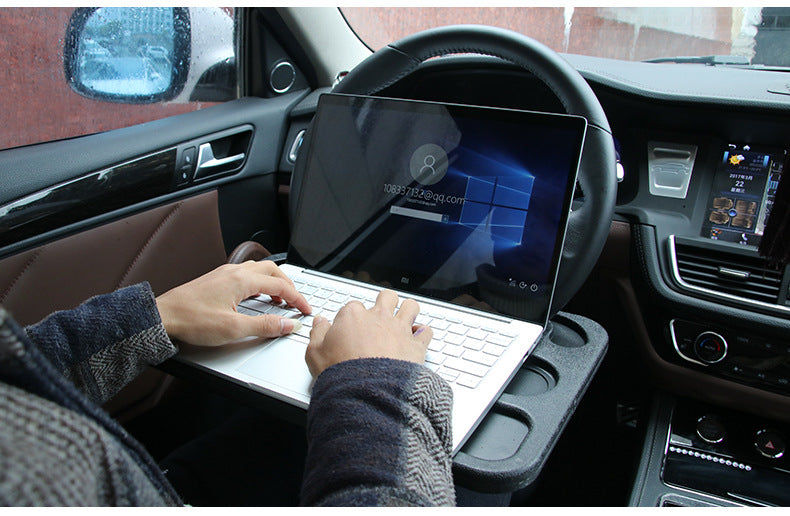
<box><xmin>301</xmin><ymin>358</ymin><xmax>456</xmax><ymax>506</ymax></box>
<box><xmin>23</xmin><ymin>282</ymin><xmax>176</xmax><ymax>405</ymax></box>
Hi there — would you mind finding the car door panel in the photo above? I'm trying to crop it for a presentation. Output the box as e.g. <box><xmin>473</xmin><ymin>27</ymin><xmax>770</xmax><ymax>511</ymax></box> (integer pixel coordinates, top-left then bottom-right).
<box><xmin>0</xmin><ymin>92</ymin><xmax>308</xmax><ymax>258</ymax></box>
<box><xmin>0</xmin><ymin>190</ymin><xmax>226</xmax><ymax>326</ymax></box>
<box><xmin>0</xmin><ymin>191</ymin><xmax>227</xmax><ymax>421</ymax></box>
<box><xmin>0</xmin><ymin>92</ymin><xmax>309</xmax><ymax>417</ymax></box>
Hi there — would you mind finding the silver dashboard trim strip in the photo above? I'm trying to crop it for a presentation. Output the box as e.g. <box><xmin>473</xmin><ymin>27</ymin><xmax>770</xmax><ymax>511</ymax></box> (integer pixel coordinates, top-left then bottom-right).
<box><xmin>668</xmin><ymin>319</ymin><xmax>707</xmax><ymax>367</ymax></box>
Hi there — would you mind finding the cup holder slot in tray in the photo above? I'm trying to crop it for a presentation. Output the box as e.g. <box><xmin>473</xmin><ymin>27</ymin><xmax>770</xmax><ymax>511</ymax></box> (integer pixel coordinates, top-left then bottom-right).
<box><xmin>505</xmin><ymin>358</ymin><xmax>558</xmax><ymax>396</ymax></box>
<box><xmin>452</xmin><ymin>312</ymin><xmax>608</xmax><ymax>493</ymax></box>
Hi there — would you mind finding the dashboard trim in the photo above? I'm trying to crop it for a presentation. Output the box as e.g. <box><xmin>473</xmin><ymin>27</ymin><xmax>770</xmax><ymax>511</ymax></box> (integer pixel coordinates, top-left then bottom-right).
<box><xmin>669</xmin><ymin>319</ymin><xmax>708</xmax><ymax>368</ymax></box>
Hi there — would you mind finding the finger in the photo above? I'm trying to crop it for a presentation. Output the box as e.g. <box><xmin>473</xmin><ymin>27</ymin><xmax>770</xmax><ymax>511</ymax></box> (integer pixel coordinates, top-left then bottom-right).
<box><xmin>240</xmin><ymin>261</ymin><xmax>306</xmax><ymax>306</ymax></box>
<box><xmin>249</xmin><ymin>274</ymin><xmax>312</xmax><ymax>315</ymax></box>
<box><xmin>374</xmin><ymin>289</ymin><xmax>399</xmax><ymax>314</ymax></box>
<box><xmin>330</xmin><ymin>300</ymin><xmax>364</xmax><ymax>327</ymax></box>
<box><xmin>305</xmin><ymin>316</ymin><xmax>331</xmax><ymax>378</ymax></box>
<box><xmin>412</xmin><ymin>325</ymin><xmax>433</xmax><ymax>348</ymax></box>
<box><xmin>395</xmin><ymin>298</ymin><xmax>420</xmax><ymax>325</ymax></box>
<box><xmin>223</xmin><ymin>313</ymin><xmax>301</xmax><ymax>343</ymax></box>
<box><xmin>308</xmin><ymin>315</ymin><xmax>330</xmax><ymax>346</ymax></box>
<box><xmin>411</xmin><ymin>325</ymin><xmax>432</xmax><ymax>362</ymax></box>
<box><xmin>279</xmin><ymin>286</ymin><xmax>312</xmax><ymax>315</ymax></box>
<box><xmin>340</xmin><ymin>299</ymin><xmax>365</xmax><ymax>314</ymax></box>
<box><xmin>261</xmin><ymin>314</ymin><xmax>303</xmax><ymax>338</ymax></box>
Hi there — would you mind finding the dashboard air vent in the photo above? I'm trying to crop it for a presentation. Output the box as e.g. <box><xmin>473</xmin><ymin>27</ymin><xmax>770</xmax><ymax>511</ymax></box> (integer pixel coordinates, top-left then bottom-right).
<box><xmin>673</xmin><ymin>241</ymin><xmax>782</xmax><ymax>305</ymax></box>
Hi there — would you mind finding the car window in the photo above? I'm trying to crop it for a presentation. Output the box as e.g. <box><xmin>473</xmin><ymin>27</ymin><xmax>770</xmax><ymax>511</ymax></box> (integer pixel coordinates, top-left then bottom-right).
<box><xmin>0</xmin><ymin>7</ymin><xmax>236</xmax><ymax>151</ymax></box>
<box><xmin>342</xmin><ymin>7</ymin><xmax>787</xmax><ymax>66</ymax></box>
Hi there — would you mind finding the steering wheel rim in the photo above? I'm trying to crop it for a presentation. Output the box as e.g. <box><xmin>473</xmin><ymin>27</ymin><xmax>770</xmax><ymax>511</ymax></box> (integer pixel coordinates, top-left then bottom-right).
<box><xmin>323</xmin><ymin>24</ymin><xmax>617</xmax><ymax>315</ymax></box>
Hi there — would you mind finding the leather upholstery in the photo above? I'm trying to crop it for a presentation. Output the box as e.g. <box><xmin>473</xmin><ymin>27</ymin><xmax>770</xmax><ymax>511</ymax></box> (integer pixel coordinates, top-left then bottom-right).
<box><xmin>334</xmin><ymin>25</ymin><xmax>611</xmax><ymax>131</ymax></box>
<box><xmin>0</xmin><ymin>191</ymin><xmax>227</xmax><ymax>326</ymax></box>
<box><xmin>0</xmin><ymin>191</ymin><xmax>228</xmax><ymax>419</ymax></box>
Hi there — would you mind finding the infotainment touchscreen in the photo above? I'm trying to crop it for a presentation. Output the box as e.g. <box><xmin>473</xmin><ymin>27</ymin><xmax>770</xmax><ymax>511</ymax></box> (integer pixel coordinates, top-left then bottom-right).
<box><xmin>700</xmin><ymin>144</ymin><xmax>785</xmax><ymax>247</ymax></box>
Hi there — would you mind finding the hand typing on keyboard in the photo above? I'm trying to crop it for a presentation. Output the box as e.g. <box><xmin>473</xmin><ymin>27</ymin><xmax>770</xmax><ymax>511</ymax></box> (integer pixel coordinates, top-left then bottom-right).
<box><xmin>156</xmin><ymin>261</ymin><xmax>312</xmax><ymax>347</ymax></box>
<box><xmin>305</xmin><ymin>289</ymin><xmax>432</xmax><ymax>378</ymax></box>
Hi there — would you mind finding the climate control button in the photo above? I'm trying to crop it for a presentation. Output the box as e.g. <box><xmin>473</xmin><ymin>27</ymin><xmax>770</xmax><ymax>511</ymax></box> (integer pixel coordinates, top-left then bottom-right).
<box><xmin>694</xmin><ymin>331</ymin><xmax>728</xmax><ymax>364</ymax></box>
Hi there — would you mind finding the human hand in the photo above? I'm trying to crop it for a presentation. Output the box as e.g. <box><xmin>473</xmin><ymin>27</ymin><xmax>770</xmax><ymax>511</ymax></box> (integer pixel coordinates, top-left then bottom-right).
<box><xmin>305</xmin><ymin>290</ymin><xmax>432</xmax><ymax>378</ymax></box>
<box><xmin>156</xmin><ymin>261</ymin><xmax>311</xmax><ymax>347</ymax></box>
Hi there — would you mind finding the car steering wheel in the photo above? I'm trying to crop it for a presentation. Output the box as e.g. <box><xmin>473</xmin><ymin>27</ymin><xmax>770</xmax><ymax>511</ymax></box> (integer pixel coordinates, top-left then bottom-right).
<box><xmin>327</xmin><ymin>25</ymin><xmax>617</xmax><ymax>315</ymax></box>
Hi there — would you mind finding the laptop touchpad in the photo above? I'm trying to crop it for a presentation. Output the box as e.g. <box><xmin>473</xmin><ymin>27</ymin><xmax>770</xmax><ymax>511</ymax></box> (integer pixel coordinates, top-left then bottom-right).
<box><xmin>236</xmin><ymin>337</ymin><xmax>314</xmax><ymax>398</ymax></box>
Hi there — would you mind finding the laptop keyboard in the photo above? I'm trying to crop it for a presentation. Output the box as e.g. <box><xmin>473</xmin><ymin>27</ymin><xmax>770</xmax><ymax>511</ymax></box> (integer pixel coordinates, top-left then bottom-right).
<box><xmin>237</xmin><ymin>273</ymin><xmax>517</xmax><ymax>390</ymax></box>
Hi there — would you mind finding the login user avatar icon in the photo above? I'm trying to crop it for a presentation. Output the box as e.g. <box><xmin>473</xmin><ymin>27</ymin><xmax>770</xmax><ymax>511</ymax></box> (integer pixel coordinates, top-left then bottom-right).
<box><xmin>410</xmin><ymin>143</ymin><xmax>449</xmax><ymax>185</ymax></box>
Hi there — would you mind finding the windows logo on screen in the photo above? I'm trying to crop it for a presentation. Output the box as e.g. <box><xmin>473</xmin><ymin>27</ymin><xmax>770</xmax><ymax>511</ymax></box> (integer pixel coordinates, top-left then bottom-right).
<box><xmin>460</xmin><ymin>175</ymin><xmax>534</xmax><ymax>245</ymax></box>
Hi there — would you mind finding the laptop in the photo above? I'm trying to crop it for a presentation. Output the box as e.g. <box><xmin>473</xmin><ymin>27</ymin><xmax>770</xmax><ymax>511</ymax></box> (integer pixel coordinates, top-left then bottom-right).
<box><xmin>175</xmin><ymin>93</ymin><xmax>586</xmax><ymax>455</ymax></box>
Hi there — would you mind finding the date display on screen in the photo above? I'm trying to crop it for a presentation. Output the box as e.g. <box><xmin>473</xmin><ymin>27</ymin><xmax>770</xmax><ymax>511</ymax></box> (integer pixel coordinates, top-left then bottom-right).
<box><xmin>701</xmin><ymin>144</ymin><xmax>785</xmax><ymax>247</ymax></box>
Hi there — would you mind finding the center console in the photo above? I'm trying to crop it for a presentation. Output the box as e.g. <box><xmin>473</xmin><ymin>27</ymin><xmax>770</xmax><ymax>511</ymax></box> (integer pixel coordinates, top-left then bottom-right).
<box><xmin>631</xmin><ymin>394</ymin><xmax>790</xmax><ymax>507</ymax></box>
<box><xmin>617</xmin><ymin>130</ymin><xmax>790</xmax><ymax>420</ymax></box>
<box><xmin>669</xmin><ymin>316</ymin><xmax>790</xmax><ymax>397</ymax></box>
<box><xmin>623</xmin><ymin>136</ymin><xmax>790</xmax><ymax>506</ymax></box>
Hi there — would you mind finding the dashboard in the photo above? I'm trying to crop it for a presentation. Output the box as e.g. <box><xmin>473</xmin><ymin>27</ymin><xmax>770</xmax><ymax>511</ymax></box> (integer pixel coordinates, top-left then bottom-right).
<box><xmin>569</xmin><ymin>56</ymin><xmax>790</xmax><ymax>412</ymax></box>
<box><xmin>598</xmin><ymin>74</ymin><xmax>790</xmax><ymax>416</ymax></box>
<box><xmin>567</xmin><ymin>57</ymin><xmax>790</xmax><ymax>505</ymax></box>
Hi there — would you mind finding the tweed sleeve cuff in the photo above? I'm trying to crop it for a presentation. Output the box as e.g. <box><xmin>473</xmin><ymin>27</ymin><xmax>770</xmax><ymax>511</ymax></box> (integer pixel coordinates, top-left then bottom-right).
<box><xmin>301</xmin><ymin>358</ymin><xmax>455</xmax><ymax>507</ymax></box>
<box><xmin>24</xmin><ymin>282</ymin><xmax>177</xmax><ymax>404</ymax></box>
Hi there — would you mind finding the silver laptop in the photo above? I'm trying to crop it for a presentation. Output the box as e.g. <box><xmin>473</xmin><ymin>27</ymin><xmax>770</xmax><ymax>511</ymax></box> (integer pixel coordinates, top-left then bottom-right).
<box><xmin>175</xmin><ymin>93</ymin><xmax>586</xmax><ymax>455</ymax></box>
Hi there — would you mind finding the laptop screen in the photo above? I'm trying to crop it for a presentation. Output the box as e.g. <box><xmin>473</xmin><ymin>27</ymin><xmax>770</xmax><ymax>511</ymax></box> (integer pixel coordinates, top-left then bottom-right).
<box><xmin>288</xmin><ymin>94</ymin><xmax>586</xmax><ymax>323</ymax></box>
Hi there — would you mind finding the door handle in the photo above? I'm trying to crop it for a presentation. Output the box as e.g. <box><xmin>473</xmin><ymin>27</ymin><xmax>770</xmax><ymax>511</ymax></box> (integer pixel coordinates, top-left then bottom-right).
<box><xmin>197</xmin><ymin>143</ymin><xmax>245</xmax><ymax>171</ymax></box>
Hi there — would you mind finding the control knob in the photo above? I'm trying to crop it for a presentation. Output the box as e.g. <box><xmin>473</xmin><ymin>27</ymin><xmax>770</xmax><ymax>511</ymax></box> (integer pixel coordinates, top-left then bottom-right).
<box><xmin>694</xmin><ymin>331</ymin><xmax>728</xmax><ymax>364</ymax></box>
<box><xmin>696</xmin><ymin>414</ymin><xmax>725</xmax><ymax>444</ymax></box>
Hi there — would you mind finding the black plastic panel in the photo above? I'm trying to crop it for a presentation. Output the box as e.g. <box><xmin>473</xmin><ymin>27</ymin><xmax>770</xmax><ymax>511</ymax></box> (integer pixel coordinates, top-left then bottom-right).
<box><xmin>452</xmin><ymin>312</ymin><xmax>608</xmax><ymax>493</ymax></box>
<box><xmin>630</xmin><ymin>395</ymin><xmax>743</xmax><ymax>507</ymax></box>
<box><xmin>670</xmin><ymin>318</ymin><xmax>790</xmax><ymax>396</ymax></box>
<box><xmin>0</xmin><ymin>150</ymin><xmax>176</xmax><ymax>247</ymax></box>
